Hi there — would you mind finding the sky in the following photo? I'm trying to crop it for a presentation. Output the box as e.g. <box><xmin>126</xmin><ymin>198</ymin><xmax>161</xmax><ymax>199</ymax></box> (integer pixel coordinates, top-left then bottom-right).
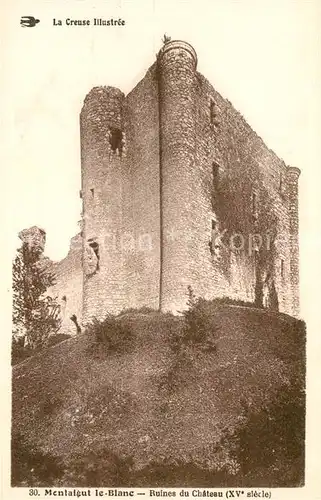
<box><xmin>2</xmin><ymin>0</ymin><xmax>321</xmax><ymax>319</ymax></box>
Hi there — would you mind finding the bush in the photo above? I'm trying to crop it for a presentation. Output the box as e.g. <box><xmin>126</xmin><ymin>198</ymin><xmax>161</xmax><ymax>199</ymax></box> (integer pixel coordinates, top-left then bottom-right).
<box><xmin>86</xmin><ymin>315</ymin><xmax>135</xmax><ymax>355</ymax></box>
<box><xmin>61</xmin><ymin>448</ymin><xmax>134</xmax><ymax>487</ymax></box>
<box><xmin>11</xmin><ymin>433</ymin><xmax>63</xmax><ymax>487</ymax></box>
<box><xmin>160</xmin><ymin>288</ymin><xmax>221</xmax><ymax>393</ymax></box>
<box><xmin>174</xmin><ymin>288</ymin><xmax>265</xmax><ymax>352</ymax></box>
<box><xmin>117</xmin><ymin>306</ymin><xmax>156</xmax><ymax>316</ymax></box>
<box><xmin>158</xmin><ymin>346</ymin><xmax>195</xmax><ymax>393</ymax></box>
<box><xmin>12</xmin><ymin>242</ymin><xmax>61</xmax><ymax>350</ymax></box>
<box><xmin>219</xmin><ymin>382</ymin><xmax>305</xmax><ymax>487</ymax></box>
<box><xmin>209</xmin><ymin>296</ymin><xmax>258</xmax><ymax>308</ymax></box>
<box><xmin>179</xmin><ymin>286</ymin><xmax>220</xmax><ymax>350</ymax></box>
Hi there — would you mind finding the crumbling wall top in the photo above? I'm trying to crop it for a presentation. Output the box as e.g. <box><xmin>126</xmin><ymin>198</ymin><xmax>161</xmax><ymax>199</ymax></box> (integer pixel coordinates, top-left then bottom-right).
<box><xmin>287</xmin><ymin>166</ymin><xmax>301</xmax><ymax>179</ymax></box>
<box><xmin>81</xmin><ymin>86</ymin><xmax>124</xmax><ymax>113</ymax></box>
<box><xmin>18</xmin><ymin>226</ymin><xmax>46</xmax><ymax>253</ymax></box>
<box><xmin>157</xmin><ymin>40</ymin><xmax>198</xmax><ymax>68</ymax></box>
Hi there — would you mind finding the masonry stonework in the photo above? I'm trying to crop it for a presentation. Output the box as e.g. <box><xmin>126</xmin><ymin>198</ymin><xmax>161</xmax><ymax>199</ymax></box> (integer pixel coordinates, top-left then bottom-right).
<box><xmin>22</xmin><ymin>40</ymin><xmax>300</xmax><ymax>333</ymax></box>
<box><xmin>50</xmin><ymin>234</ymin><xmax>83</xmax><ymax>336</ymax></box>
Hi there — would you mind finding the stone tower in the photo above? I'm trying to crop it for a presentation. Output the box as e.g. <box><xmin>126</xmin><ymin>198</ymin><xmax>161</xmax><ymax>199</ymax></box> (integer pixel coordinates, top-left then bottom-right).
<box><xmin>80</xmin><ymin>86</ymin><xmax>126</xmax><ymax>322</ymax></box>
<box><xmin>16</xmin><ymin>40</ymin><xmax>301</xmax><ymax>329</ymax></box>
<box><xmin>78</xmin><ymin>39</ymin><xmax>301</xmax><ymax>321</ymax></box>
<box><xmin>287</xmin><ymin>166</ymin><xmax>301</xmax><ymax>317</ymax></box>
<box><xmin>157</xmin><ymin>41</ymin><xmax>199</xmax><ymax>312</ymax></box>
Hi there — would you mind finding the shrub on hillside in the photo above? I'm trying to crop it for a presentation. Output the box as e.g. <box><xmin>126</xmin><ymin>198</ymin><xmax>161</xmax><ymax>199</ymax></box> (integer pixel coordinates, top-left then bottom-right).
<box><xmin>179</xmin><ymin>286</ymin><xmax>220</xmax><ymax>351</ymax></box>
<box><xmin>161</xmin><ymin>288</ymin><xmax>221</xmax><ymax>392</ymax></box>
<box><xmin>60</xmin><ymin>448</ymin><xmax>134</xmax><ymax>487</ymax></box>
<box><xmin>117</xmin><ymin>306</ymin><xmax>156</xmax><ymax>316</ymax></box>
<box><xmin>11</xmin><ymin>433</ymin><xmax>63</xmax><ymax>487</ymax></box>
<box><xmin>12</xmin><ymin>242</ymin><xmax>61</xmax><ymax>350</ymax></box>
<box><xmin>220</xmin><ymin>381</ymin><xmax>305</xmax><ymax>486</ymax></box>
<box><xmin>86</xmin><ymin>315</ymin><xmax>135</xmax><ymax>355</ymax></box>
<box><xmin>209</xmin><ymin>296</ymin><xmax>258</xmax><ymax>308</ymax></box>
<box><xmin>158</xmin><ymin>346</ymin><xmax>195</xmax><ymax>393</ymax></box>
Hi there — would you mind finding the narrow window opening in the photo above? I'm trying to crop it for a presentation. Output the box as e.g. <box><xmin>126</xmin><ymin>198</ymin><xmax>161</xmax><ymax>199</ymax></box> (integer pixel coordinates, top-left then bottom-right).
<box><xmin>209</xmin><ymin>241</ymin><xmax>221</xmax><ymax>259</ymax></box>
<box><xmin>212</xmin><ymin>163</ymin><xmax>220</xmax><ymax>190</ymax></box>
<box><xmin>90</xmin><ymin>188</ymin><xmax>94</xmax><ymax>197</ymax></box>
<box><xmin>88</xmin><ymin>239</ymin><xmax>100</xmax><ymax>271</ymax></box>
<box><xmin>210</xmin><ymin>100</ymin><xmax>216</xmax><ymax>124</ymax></box>
<box><xmin>279</xmin><ymin>173</ymin><xmax>286</xmax><ymax>196</ymax></box>
<box><xmin>109</xmin><ymin>127</ymin><xmax>123</xmax><ymax>155</ymax></box>
<box><xmin>62</xmin><ymin>295</ymin><xmax>67</xmax><ymax>302</ymax></box>
<box><xmin>252</xmin><ymin>190</ymin><xmax>258</xmax><ymax>220</ymax></box>
<box><xmin>252</xmin><ymin>192</ymin><xmax>257</xmax><ymax>213</ymax></box>
<box><xmin>210</xmin><ymin>99</ymin><xmax>220</xmax><ymax>127</ymax></box>
<box><xmin>79</xmin><ymin>190</ymin><xmax>82</xmax><ymax>199</ymax></box>
<box><xmin>209</xmin><ymin>219</ymin><xmax>220</xmax><ymax>259</ymax></box>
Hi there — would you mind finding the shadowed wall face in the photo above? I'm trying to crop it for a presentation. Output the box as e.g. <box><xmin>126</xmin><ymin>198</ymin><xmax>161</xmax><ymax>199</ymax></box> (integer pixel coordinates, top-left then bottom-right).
<box><xmin>154</xmin><ymin>41</ymin><xmax>300</xmax><ymax>316</ymax></box>
<box><xmin>193</xmin><ymin>73</ymin><xmax>300</xmax><ymax>317</ymax></box>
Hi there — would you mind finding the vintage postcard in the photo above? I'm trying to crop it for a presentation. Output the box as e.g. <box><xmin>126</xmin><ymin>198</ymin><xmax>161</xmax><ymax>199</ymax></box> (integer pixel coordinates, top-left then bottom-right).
<box><xmin>2</xmin><ymin>0</ymin><xmax>321</xmax><ymax>498</ymax></box>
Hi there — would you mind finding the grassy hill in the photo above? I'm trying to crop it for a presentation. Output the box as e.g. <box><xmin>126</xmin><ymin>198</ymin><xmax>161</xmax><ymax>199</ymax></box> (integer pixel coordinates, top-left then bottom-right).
<box><xmin>11</xmin><ymin>302</ymin><xmax>306</xmax><ymax>488</ymax></box>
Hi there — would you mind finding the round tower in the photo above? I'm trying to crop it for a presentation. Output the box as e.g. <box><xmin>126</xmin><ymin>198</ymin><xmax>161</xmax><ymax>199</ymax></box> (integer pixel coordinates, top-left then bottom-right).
<box><xmin>157</xmin><ymin>40</ymin><xmax>198</xmax><ymax>312</ymax></box>
<box><xmin>80</xmin><ymin>86</ymin><xmax>126</xmax><ymax>322</ymax></box>
<box><xmin>286</xmin><ymin>165</ymin><xmax>301</xmax><ymax>317</ymax></box>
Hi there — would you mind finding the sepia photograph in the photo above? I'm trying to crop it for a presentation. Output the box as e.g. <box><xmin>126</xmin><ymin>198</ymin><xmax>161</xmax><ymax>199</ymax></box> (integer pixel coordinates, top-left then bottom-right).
<box><xmin>3</xmin><ymin>0</ymin><xmax>320</xmax><ymax>496</ymax></box>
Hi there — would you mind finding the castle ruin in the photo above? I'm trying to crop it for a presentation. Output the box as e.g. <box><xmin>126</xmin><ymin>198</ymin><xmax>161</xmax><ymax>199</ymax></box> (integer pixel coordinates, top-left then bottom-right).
<box><xmin>19</xmin><ymin>40</ymin><xmax>301</xmax><ymax>335</ymax></box>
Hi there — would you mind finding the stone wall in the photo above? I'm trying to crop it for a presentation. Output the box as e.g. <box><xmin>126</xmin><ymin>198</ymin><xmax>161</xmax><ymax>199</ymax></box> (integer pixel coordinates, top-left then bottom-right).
<box><xmin>122</xmin><ymin>65</ymin><xmax>161</xmax><ymax>310</ymax></box>
<box><xmin>77</xmin><ymin>40</ymin><xmax>301</xmax><ymax>319</ymax></box>
<box><xmin>287</xmin><ymin>167</ymin><xmax>301</xmax><ymax>317</ymax></box>
<box><xmin>189</xmin><ymin>70</ymin><xmax>299</xmax><ymax>316</ymax></box>
<box><xmin>17</xmin><ymin>227</ymin><xmax>83</xmax><ymax>337</ymax></box>
<box><xmin>80</xmin><ymin>86</ymin><xmax>127</xmax><ymax>321</ymax></box>
<box><xmin>157</xmin><ymin>41</ymin><xmax>216</xmax><ymax>313</ymax></box>
<box><xmin>16</xmin><ymin>40</ymin><xmax>301</xmax><ymax>332</ymax></box>
<box><xmin>80</xmin><ymin>71</ymin><xmax>161</xmax><ymax>320</ymax></box>
<box><xmin>50</xmin><ymin>234</ymin><xmax>83</xmax><ymax>336</ymax></box>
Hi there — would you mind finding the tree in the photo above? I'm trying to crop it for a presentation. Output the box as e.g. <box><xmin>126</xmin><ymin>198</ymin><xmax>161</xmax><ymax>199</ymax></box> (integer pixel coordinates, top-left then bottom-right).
<box><xmin>12</xmin><ymin>242</ymin><xmax>61</xmax><ymax>351</ymax></box>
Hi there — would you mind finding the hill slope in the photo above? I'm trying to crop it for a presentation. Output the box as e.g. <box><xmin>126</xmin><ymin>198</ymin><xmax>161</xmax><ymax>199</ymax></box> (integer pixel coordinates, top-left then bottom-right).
<box><xmin>12</xmin><ymin>304</ymin><xmax>305</xmax><ymax>487</ymax></box>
